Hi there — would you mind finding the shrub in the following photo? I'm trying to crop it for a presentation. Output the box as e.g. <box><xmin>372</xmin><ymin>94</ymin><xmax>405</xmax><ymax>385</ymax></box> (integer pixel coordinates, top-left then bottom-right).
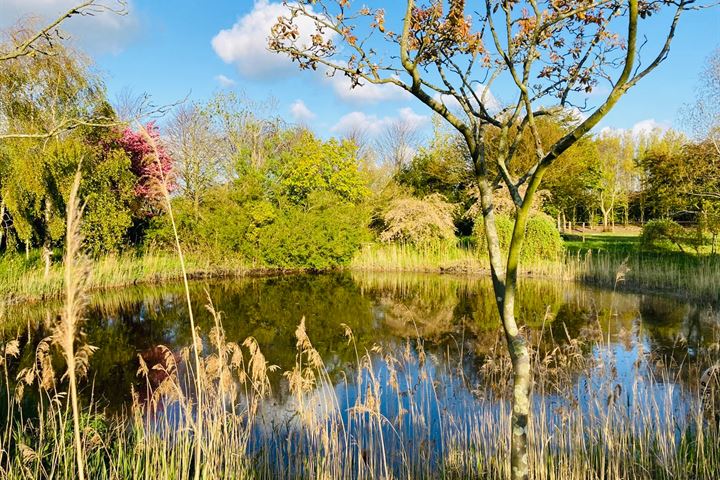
<box><xmin>147</xmin><ymin>188</ymin><xmax>369</xmax><ymax>270</ymax></box>
<box><xmin>641</xmin><ymin>219</ymin><xmax>704</xmax><ymax>253</ymax></box>
<box><xmin>380</xmin><ymin>194</ymin><xmax>457</xmax><ymax>245</ymax></box>
<box><xmin>258</xmin><ymin>192</ymin><xmax>369</xmax><ymax>270</ymax></box>
<box><xmin>473</xmin><ymin>213</ymin><xmax>564</xmax><ymax>262</ymax></box>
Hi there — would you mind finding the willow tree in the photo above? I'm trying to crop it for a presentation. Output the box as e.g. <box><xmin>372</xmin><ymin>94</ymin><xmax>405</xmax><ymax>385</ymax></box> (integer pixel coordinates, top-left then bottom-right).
<box><xmin>270</xmin><ymin>0</ymin><xmax>705</xmax><ymax>477</ymax></box>
<box><xmin>0</xmin><ymin>32</ymin><xmax>113</xmax><ymax>271</ymax></box>
<box><xmin>0</xmin><ymin>1</ymin><xmax>127</xmax><ymax>63</ymax></box>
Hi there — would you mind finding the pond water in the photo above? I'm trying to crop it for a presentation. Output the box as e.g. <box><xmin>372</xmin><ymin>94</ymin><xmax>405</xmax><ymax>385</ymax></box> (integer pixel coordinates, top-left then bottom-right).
<box><xmin>3</xmin><ymin>272</ymin><xmax>719</xmax><ymax>477</ymax></box>
<box><xmin>4</xmin><ymin>272</ymin><xmax>719</xmax><ymax>407</ymax></box>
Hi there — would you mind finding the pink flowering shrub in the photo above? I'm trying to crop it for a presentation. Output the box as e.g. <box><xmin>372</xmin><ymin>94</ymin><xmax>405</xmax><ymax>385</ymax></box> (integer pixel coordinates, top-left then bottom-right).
<box><xmin>118</xmin><ymin>122</ymin><xmax>175</xmax><ymax>209</ymax></box>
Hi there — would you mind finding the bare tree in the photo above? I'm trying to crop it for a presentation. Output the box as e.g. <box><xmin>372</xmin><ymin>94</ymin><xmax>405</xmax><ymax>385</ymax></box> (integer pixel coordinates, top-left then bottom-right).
<box><xmin>204</xmin><ymin>91</ymin><xmax>291</xmax><ymax>179</ymax></box>
<box><xmin>0</xmin><ymin>1</ymin><xmax>127</xmax><ymax>62</ymax></box>
<box><xmin>375</xmin><ymin>119</ymin><xmax>422</xmax><ymax>172</ymax></box>
<box><xmin>165</xmin><ymin>104</ymin><xmax>223</xmax><ymax>215</ymax></box>
<box><xmin>684</xmin><ymin>48</ymin><xmax>720</xmax><ymax>154</ymax></box>
<box><xmin>269</xmin><ymin>1</ymin><xmax>711</xmax><ymax>477</ymax></box>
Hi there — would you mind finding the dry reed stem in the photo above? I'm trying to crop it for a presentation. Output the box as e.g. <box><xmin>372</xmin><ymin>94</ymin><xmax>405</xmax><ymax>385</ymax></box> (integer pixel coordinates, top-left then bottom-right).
<box><xmin>55</xmin><ymin>167</ymin><xmax>92</xmax><ymax>480</ymax></box>
<box><xmin>137</xmin><ymin>121</ymin><xmax>204</xmax><ymax>480</ymax></box>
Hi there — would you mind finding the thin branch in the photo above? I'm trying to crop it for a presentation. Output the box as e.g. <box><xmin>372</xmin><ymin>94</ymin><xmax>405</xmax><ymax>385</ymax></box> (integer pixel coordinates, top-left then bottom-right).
<box><xmin>0</xmin><ymin>1</ymin><xmax>127</xmax><ymax>62</ymax></box>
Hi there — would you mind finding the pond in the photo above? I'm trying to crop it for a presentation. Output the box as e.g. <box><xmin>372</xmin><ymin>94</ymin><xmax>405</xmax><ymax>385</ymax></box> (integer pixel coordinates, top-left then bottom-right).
<box><xmin>3</xmin><ymin>272</ymin><xmax>719</xmax><ymax>478</ymax></box>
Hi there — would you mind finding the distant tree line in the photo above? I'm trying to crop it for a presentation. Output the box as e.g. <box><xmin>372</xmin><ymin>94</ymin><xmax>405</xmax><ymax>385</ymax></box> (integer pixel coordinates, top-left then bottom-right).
<box><xmin>1</xmin><ymin>20</ymin><xmax>719</xmax><ymax>273</ymax></box>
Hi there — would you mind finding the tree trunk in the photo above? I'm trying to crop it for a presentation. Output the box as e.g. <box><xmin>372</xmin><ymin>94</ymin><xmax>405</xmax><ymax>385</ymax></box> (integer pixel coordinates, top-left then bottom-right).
<box><xmin>602</xmin><ymin>209</ymin><xmax>609</xmax><ymax>231</ymax></box>
<box><xmin>0</xmin><ymin>200</ymin><xmax>5</xmax><ymax>248</ymax></box>
<box><xmin>43</xmin><ymin>198</ymin><xmax>52</xmax><ymax>278</ymax></box>
<box><xmin>25</xmin><ymin>239</ymin><xmax>29</xmax><ymax>260</ymax></box>
<box><xmin>503</xmin><ymin>196</ymin><xmax>534</xmax><ymax>480</ymax></box>
<box><xmin>475</xmin><ymin>161</ymin><xmax>531</xmax><ymax>480</ymax></box>
<box><xmin>624</xmin><ymin>205</ymin><xmax>629</xmax><ymax>226</ymax></box>
<box><xmin>640</xmin><ymin>193</ymin><xmax>645</xmax><ymax>224</ymax></box>
<box><xmin>42</xmin><ymin>238</ymin><xmax>52</xmax><ymax>278</ymax></box>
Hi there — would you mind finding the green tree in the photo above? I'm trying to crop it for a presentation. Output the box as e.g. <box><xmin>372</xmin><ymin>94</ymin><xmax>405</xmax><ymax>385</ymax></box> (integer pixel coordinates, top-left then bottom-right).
<box><xmin>271</xmin><ymin>2</ymin><xmax>706</xmax><ymax>476</ymax></box>
<box><xmin>396</xmin><ymin>116</ymin><xmax>473</xmax><ymax>204</ymax></box>
<box><xmin>596</xmin><ymin>131</ymin><xmax>636</xmax><ymax>230</ymax></box>
<box><xmin>542</xmin><ymin>135</ymin><xmax>600</xmax><ymax>226</ymax></box>
<box><xmin>271</xmin><ymin>130</ymin><xmax>370</xmax><ymax>205</ymax></box>
<box><xmin>637</xmin><ymin>129</ymin><xmax>688</xmax><ymax>218</ymax></box>
<box><xmin>0</xmin><ymin>35</ymin><xmax>135</xmax><ymax>263</ymax></box>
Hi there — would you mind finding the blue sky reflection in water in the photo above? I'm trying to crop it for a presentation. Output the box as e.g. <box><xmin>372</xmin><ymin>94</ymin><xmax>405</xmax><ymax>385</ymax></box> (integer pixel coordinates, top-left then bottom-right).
<box><xmin>5</xmin><ymin>273</ymin><xmax>719</xmax><ymax>475</ymax></box>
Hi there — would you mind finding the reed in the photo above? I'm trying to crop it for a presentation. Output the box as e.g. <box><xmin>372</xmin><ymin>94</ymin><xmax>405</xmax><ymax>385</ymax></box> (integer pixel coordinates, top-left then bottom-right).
<box><xmin>1</xmin><ymin>305</ymin><xmax>718</xmax><ymax>479</ymax></box>
<box><xmin>351</xmin><ymin>242</ymin><xmax>485</xmax><ymax>273</ymax></box>
<box><xmin>351</xmin><ymin>242</ymin><xmax>720</xmax><ymax>303</ymax></box>
<box><xmin>0</xmin><ymin>249</ymin><xmax>251</xmax><ymax>305</ymax></box>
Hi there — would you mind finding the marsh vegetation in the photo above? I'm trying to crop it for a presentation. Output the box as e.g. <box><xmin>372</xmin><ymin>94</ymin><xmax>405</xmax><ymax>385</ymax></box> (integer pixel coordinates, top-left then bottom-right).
<box><xmin>1</xmin><ymin>273</ymin><xmax>720</xmax><ymax>479</ymax></box>
<box><xmin>1</xmin><ymin>1</ymin><xmax>719</xmax><ymax>479</ymax></box>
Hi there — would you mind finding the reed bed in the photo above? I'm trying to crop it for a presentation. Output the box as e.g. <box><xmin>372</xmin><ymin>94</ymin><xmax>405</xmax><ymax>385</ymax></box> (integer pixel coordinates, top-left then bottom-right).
<box><xmin>4</xmin><ymin>239</ymin><xmax>720</xmax><ymax>306</ymax></box>
<box><xmin>1</xmin><ymin>307</ymin><xmax>719</xmax><ymax>479</ymax></box>
<box><xmin>352</xmin><ymin>242</ymin><xmax>720</xmax><ymax>303</ymax></box>
<box><xmin>351</xmin><ymin>242</ymin><xmax>485</xmax><ymax>273</ymax></box>
<box><xmin>0</xmin><ymin>250</ymin><xmax>251</xmax><ymax>305</ymax></box>
<box><xmin>568</xmin><ymin>251</ymin><xmax>720</xmax><ymax>303</ymax></box>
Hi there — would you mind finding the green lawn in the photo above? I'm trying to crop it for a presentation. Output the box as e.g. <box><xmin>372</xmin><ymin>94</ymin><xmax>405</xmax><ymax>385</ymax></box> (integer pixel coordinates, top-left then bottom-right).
<box><xmin>564</xmin><ymin>233</ymin><xmax>642</xmax><ymax>255</ymax></box>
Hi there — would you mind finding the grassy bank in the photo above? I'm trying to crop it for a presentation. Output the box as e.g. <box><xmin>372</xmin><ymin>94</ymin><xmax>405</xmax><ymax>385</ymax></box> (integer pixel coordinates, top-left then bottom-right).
<box><xmin>352</xmin><ymin>235</ymin><xmax>720</xmax><ymax>304</ymax></box>
<box><xmin>0</xmin><ymin>250</ymin><xmax>259</xmax><ymax>305</ymax></box>
<box><xmin>3</xmin><ymin>233</ymin><xmax>720</xmax><ymax>305</ymax></box>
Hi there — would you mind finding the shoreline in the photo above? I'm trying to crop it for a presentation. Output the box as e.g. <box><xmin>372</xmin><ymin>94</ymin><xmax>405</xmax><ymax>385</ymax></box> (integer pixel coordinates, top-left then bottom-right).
<box><xmin>3</xmin><ymin>251</ymin><xmax>718</xmax><ymax>308</ymax></box>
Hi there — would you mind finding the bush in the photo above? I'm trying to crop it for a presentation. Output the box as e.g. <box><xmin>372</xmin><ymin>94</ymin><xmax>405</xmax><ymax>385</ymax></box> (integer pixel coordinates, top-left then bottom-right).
<box><xmin>473</xmin><ymin>213</ymin><xmax>564</xmax><ymax>262</ymax></box>
<box><xmin>380</xmin><ymin>194</ymin><xmax>457</xmax><ymax>245</ymax></box>
<box><xmin>258</xmin><ymin>192</ymin><xmax>369</xmax><ymax>270</ymax></box>
<box><xmin>147</xmin><ymin>190</ymin><xmax>369</xmax><ymax>270</ymax></box>
<box><xmin>641</xmin><ymin>219</ymin><xmax>704</xmax><ymax>253</ymax></box>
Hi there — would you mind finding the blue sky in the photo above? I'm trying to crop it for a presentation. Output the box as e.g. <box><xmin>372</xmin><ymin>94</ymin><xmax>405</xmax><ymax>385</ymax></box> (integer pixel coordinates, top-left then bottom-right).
<box><xmin>2</xmin><ymin>0</ymin><xmax>719</xmax><ymax>140</ymax></box>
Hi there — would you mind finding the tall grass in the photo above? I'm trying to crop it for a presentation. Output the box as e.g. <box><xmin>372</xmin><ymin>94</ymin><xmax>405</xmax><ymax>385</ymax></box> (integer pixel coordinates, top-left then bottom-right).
<box><xmin>352</xmin><ymin>242</ymin><xmax>720</xmax><ymax>303</ymax></box>
<box><xmin>0</xmin><ymin>249</ymin><xmax>250</xmax><ymax>305</ymax></box>
<box><xmin>53</xmin><ymin>169</ymin><xmax>92</xmax><ymax>480</ymax></box>
<box><xmin>351</xmin><ymin>242</ymin><xmax>485</xmax><ymax>273</ymax></box>
<box><xmin>1</xmin><ymin>310</ymin><xmax>718</xmax><ymax>479</ymax></box>
<box><xmin>567</xmin><ymin>250</ymin><xmax>720</xmax><ymax>303</ymax></box>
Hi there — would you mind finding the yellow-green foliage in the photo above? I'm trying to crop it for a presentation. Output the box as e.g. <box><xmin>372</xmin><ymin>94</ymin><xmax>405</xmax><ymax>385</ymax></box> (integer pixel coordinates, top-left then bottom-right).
<box><xmin>641</xmin><ymin>219</ymin><xmax>705</xmax><ymax>253</ymax></box>
<box><xmin>380</xmin><ymin>193</ymin><xmax>457</xmax><ymax>245</ymax></box>
<box><xmin>474</xmin><ymin>213</ymin><xmax>564</xmax><ymax>261</ymax></box>
<box><xmin>271</xmin><ymin>130</ymin><xmax>370</xmax><ymax>204</ymax></box>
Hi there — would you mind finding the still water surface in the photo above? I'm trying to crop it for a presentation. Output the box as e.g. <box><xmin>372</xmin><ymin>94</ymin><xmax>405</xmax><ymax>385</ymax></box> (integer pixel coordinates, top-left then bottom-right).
<box><xmin>6</xmin><ymin>272</ymin><xmax>718</xmax><ymax>413</ymax></box>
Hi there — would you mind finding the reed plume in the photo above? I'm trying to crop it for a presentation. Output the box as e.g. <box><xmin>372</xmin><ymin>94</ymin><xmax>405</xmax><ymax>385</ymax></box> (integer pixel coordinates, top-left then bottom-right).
<box><xmin>137</xmin><ymin>122</ymin><xmax>204</xmax><ymax>480</ymax></box>
<box><xmin>53</xmin><ymin>167</ymin><xmax>94</xmax><ymax>480</ymax></box>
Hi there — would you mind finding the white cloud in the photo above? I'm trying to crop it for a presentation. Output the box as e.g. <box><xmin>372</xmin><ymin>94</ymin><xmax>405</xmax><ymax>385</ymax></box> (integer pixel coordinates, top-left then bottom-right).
<box><xmin>212</xmin><ymin>0</ymin><xmax>335</xmax><ymax>79</ymax></box>
<box><xmin>0</xmin><ymin>0</ymin><xmax>138</xmax><ymax>54</ymax></box>
<box><xmin>630</xmin><ymin>119</ymin><xmax>670</xmax><ymax>138</ymax></box>
<box><xmin>433</xmin><ymin>85</ymin><xmax>500</xmax><ymax>114</ymax></box>
<box><xmin>396</xmin><ymin>107</ymin><xmax>430</xmax><ymax>130</ymax></box>
<box><xmin>212</xmin><ymin>2</ymin><xmax>408</xmax><ymax>103</ymax></box>
<box><xmin>600</xmin><ymin>118</ymin><xmax>670</xmax><ymax>138</ymax></box>
<box><xmin>290</xmin><ymin>99</ymin><xmax>316</xmax><ymax>123</ymax></box>
<box><xmin>332</xmin><ymin>107</ymin><xmax>429</xmax><ymax>137</ymax></box>
<box><xmin>323</xmin><ymin>72</ymin><xmax>410</xmax><ymax>103</ymax></box>
<box><xmin>214</xmin><ymin>74</ymin><xmax>237</xmax><ymax>88</ymax></box>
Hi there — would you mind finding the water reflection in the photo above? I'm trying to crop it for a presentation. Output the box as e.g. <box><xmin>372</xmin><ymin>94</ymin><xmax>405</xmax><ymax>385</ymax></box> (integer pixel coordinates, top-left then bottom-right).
<box><xmin>3</xmin><ymin>272</ymin><xmax>719</xmax><ymax>412</ymax></box>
